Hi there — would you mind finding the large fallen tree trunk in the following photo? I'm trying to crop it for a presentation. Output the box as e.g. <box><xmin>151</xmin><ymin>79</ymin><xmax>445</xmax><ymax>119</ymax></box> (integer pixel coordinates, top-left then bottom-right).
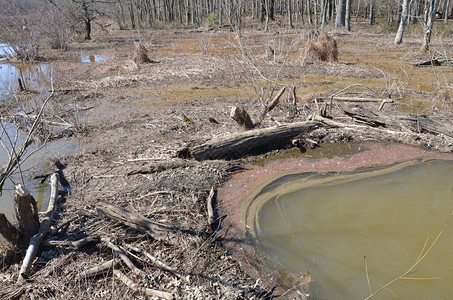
<box><xmin>191</xmin><ymin>121</ymin><xmax>324</xmax><ymax>161</ymax></box>
<box><xmin>344</xmin><ymin>105</ymin><xmax>453</xmax><ymax>138</ymax></box>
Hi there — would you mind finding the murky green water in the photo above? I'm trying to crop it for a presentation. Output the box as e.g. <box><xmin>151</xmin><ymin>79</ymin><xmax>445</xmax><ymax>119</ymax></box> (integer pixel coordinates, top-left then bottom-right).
<box><xmin>248</xmin><ymin>160</ymin><xmax>453</xmax><ymax>299</ymax></box>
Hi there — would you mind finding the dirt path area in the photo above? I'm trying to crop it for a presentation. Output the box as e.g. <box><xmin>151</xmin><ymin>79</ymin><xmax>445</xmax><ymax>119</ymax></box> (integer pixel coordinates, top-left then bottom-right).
<box><xmin>1</xmin><ymin>26</ymin><xmax>453</xmax><ymax>299</ymax></box>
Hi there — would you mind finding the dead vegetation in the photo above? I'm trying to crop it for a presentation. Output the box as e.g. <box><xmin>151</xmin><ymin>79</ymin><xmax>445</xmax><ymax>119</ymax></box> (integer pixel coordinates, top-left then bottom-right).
<box><xmin>301</xmin><ymin>31</ymin><xmax>339</xmax><ymax>63</ymax></box>
<box><xmin>133</xmin><ymin>43</ymin><xmax>154</xmax><ymax>64</ymax></box>
<box><xmin>1</xmin><ymin>27</ymin><xmax>453</xmax><ymax>299</ymax></box>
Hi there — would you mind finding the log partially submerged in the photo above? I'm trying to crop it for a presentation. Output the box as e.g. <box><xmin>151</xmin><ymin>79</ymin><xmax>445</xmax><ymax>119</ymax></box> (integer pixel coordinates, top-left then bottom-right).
<box><xmin>17</xmin><ymin>173</ymin><xmax>59</xmax><ymax>283</ymax></box>
<box><xmin>96</xmin><ymin>201</ymin><xmax>178</xmax><ymax>243</ymax></box>
<box><xmin>191</xmin><ymin>121</ymin><xmax>324</xmax><ymax>161</ymax></box>
<box><xmin>344</xmin><ymin>105</ymin><xmax>453</xmax><ymax>138</ymax></box>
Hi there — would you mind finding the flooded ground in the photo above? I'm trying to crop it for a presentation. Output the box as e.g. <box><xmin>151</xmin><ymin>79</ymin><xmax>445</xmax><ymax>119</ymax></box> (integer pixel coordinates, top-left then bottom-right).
<box><xmin>0</xmin><ymin>44</ymin><xmax>89</xmax><ymax>223</ymax></box>
<box><xmin>0</xmin><ymin>123</ymin><xmax>84</xmax><ymax>222</ymax></box>
<box><xmin>249</xmin><ymin>160</ymin><xmax>453</xmax><ymax>299</ymax></box>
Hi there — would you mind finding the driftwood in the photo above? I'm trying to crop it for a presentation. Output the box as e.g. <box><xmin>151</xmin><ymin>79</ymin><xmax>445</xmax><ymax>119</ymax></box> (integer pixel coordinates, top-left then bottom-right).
<box><xmin>414</xmin><ymin>58</ymin><xmax>442</xmax><ymax>67</ymax></box>
<box><xmin>206</xmin><ymin>186</ymin><xmax>216</xmax><ymax>227</ymax></box>
<box><xmin>257</xmin><ymin>87</ymin><xmax>286</xmax><ymax>124</ymax></box>
<box><xmin>125</xmin><ymin>244</ymin><xmax>188</xmax><ymax>281</ymax></box>
<box><xmin>191</xmin><ymin>121</ymin><xmax>323</xmax><ymax>161</ymax></box>
<box><xmin>14</xmin><ymin>184</ymin><xmax>40</xmax><ymax>248</ymax></box>
<box><xmin>333</xmin><ymin>96</ymin><xmax>394</xmax><ymax>103</ymax></box>
<box><xmin>230</xmin><ymin>106</ymin><xmax>255</xmax><ymax>130</ymax></box>
<box><xmin>97</xmin><ymin>201</ymin><xmax>178</xmax><ymax>243</ymax></box>
<box><xmin>17</xmin><ymin>173</ymin><xmax>59</xmax><ymax>283</ymax></box>
<box><xmin>113</xmin><ymin>269</ymin><xmax>174</xmax><ymax>300</ymax></box>
<box><xmin>344</xmin><ymin>105</ymin><xmax>453</xmax><ymax>138</ymax></box>
<box><xmin>78</xmin><ymin>259</ymin><xmax>118</xmax><ymax>278</ymax></box>
<box><xmin>127</xmin><ymin>159</ymin><xmax>198</xmax><ymax>175</ymax></box>
<box><xmin>102</xmin><ymin>238</ymin><xmax>147</xmax><ymax>279</ymax></box>
<box><xmin>42</xmin><ymin>236</ymin><xmax>100</xmax><ymax>249</ymax></box>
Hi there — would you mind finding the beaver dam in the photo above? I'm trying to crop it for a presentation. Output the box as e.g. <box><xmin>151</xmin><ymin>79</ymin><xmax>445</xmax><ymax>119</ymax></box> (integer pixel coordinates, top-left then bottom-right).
<box><xmin>242</xmin><ymin>159</ymin><xmax>453</xmax><ymax>299</ymax></box>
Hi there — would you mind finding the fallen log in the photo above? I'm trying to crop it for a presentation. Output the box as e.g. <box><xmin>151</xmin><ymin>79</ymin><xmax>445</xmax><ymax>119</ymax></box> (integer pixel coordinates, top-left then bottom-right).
<box><xmin>102</xmin><ymin>238</ymin><xmax>147</xmax><ymax>279</ymax></box>
<box><xmin>344</xmin><ymin>105</ymin><xmax>453</xmax><ymax>138</ymax></box>
<box><xmin>113</xmin><ymin>269</ymin><xmax>174</xmax><ymax>300</ymax></box>
<box><xmin>96</xmin><ymin>201</ymin><xmax>178</xmax><ymax>243</ymax></box>
<box><xmin>127</xmin><ymin>159</ymin><xmax>198</xmax><ymax>175</ymax></box>
<box><xmin>414</xmin><ymin>58</ymin><xmax>442</xmax><ymax>67</ymax></box>
<box><xmin>124</xmin><ymin>244</ymin><xmax>188</xmax><ymax>281</ymax></box>
<box><xmin>17</xmin><ymin>173</ymin><xmax>59</xmax><ymax>283</ymax></box>
<box><xmin>78</xmin><ymin>259</ymin><xmax>118</xmax><ymax>278</ymax></box>
<box><xmin>42</xmin><ymin>236</ymin><xmax>100</xmax><ymax>249</ymax></box>
<box><xmin>332</xmin><ymin>96</ymin><xmax>394</xmax><ymax>103</ymax></box>
<box><xmin>191</xmin><ymin>121</ymin><xmax>324</xmax><ymax>161</ymax></box>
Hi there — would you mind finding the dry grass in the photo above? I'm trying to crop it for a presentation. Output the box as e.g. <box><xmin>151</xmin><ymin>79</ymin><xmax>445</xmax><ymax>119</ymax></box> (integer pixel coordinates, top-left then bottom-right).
<box><xmin>133</xmin><ymin>43</ymin><xmax>152</xmax><ymax>64</ymax></box>
<box><xmin>302</xmin><ymin>31</ymin><xmax>339</xmax><ymax>63</ymax></box>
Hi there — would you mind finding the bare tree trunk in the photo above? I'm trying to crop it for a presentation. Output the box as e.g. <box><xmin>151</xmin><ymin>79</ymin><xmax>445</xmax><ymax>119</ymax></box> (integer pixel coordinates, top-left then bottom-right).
<box><xmin>314</xmin><ymin>0</ymin><xmax>319</xmax><ymax>33</ymax></box>
<box><xmin>129</xmin><ymin>2</ymin><xmax>136</xmax><ymax>29</ymax></box>
<box><xmin>307</xmin><ymin>0</ymin><xmax>313</xmax><ymax>24</ymax></box>
<box><xmin>422</xmin><ymin>0</ymin><xmax>438</xmax><ymax>50</ymax></box>
<box><xmin>287</xmin><ymin>0</ymin><xmax>293</xmax><ymax>27</ymax></box>
<box><xmin>335</xmin><ymin>0</ymin><xmax>346</xmax><ymax>27</ymax></box>
<box><xmin>395</xmin><ymin>0</ymin><xmax>409</xmax><ymax>43</ymax></box>
<box><xmin>369</xmin><ymin>0</ymin><xmax>375</xmax><ymax>25</ymax></box>
<box><xmin>410</xmin><ymin>0</ymin><xmax>420</xmax><ymax>24</ymax></box>
<box><xmin>443</xmin><ymin>0</ymin><xmax>451</xmax><ymax>22</ymax></box>
<box><xmin>321</xmin><ymin>0</ymin><xmax>327</xmax><ymax>28</ymax></box>
<box><xmin>345</xmin><ymin>0</ymin><xmax>351</xmax><ymax>30</ymax></box>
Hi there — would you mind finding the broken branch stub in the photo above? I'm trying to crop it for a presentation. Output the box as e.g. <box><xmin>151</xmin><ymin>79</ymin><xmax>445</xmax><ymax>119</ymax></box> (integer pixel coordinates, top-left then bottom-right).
<box><xmin>230</xmin><ymin>106</ymin><xmax>255</xmax><ymax>130</ymax></box>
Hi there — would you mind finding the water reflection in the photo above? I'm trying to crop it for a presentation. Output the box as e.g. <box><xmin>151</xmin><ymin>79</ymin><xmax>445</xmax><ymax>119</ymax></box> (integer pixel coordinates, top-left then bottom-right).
<box><xmin>81</xmin><ymin>54</ymin><xmax>107</xmax><ymax>63</ymax></box>
<box><xmin>250</xmin><ymin>160</ymin><xmax>453</xmax><ymax>299</ymax></box>
<box><xmin>0</xmin><ymin>43</ymin><xmax>15</xmax><ymax>61</ymax></box>
<box><xmin>0</xmin><ymin>123</ymin><xmax>83</xmax><ymax>222</ymax></box>
<box><xmin>0</xmin><ymin>63</ymin><xmax>52</xmax><ymax>97</ymax></box>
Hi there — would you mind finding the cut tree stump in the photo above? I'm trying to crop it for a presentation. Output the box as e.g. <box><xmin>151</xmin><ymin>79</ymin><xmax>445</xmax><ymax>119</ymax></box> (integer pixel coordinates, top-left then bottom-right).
<box><xmin>14</xmin><ymin>183</ymin><xmax>40</xmax><ymax>249</ymax></box>
<box><xmin>191</xmin><ymin>121</ymin><xmax>324</xmax><ymax>160</ymax></box>
<box><xmin>343</xmin><ymin>105</ymin><xmax>453</xmax><ymax>138</ymax></box>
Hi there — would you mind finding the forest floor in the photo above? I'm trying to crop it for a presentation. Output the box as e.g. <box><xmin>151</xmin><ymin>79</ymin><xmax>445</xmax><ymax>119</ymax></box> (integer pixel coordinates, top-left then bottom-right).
<box><xmin>1</xmin><ymin>22</ymin><xmax>453</xmax><ymax>299</ymax></box>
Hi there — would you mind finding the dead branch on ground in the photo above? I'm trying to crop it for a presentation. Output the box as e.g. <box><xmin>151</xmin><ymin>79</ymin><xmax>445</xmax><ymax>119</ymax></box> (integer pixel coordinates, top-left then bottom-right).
<box><xmin>96</xmin><ymin>201</ymin><xmax>179</xmax><ymax>243</ymax></box>
<box><xmin>17</xmin><ymin>173</ymin><xmax>59</xmax><ymax>283</ymax></box>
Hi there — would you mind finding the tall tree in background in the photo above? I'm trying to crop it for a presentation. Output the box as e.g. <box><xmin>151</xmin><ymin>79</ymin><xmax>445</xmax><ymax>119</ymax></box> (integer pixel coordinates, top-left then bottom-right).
<box><xmin>394</xmin><ymin>0</ymin><xmax>409</xmax><ymax>43</ymax></box>
<box><xmin>422</xmin><ymin>0</ymin><xmax>438</xmax><ymax>50</ymax></box>
<box><xmin>335</xmin><ymin>0</ymin><xmax>346</xmax><ymax>27</ymax></box>
<box><xmin>345</xmin><ymin>0</ymin><xmax>351</xmax><ymax>30</ymax></box>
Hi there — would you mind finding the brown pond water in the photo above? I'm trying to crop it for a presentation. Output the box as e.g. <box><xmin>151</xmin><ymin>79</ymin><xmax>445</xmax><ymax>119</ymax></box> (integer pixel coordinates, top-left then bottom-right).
<box><xmin>247</xmin><ymin>159</ymin><xmax>453</xmax><ymax>299</ymax></box>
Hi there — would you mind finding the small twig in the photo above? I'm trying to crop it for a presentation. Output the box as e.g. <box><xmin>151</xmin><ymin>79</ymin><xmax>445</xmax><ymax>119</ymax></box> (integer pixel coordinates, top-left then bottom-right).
<box><xmin>364</xmin><ymin>256</ymin><xmax>372</xmax><ymax>296</ymax></box>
